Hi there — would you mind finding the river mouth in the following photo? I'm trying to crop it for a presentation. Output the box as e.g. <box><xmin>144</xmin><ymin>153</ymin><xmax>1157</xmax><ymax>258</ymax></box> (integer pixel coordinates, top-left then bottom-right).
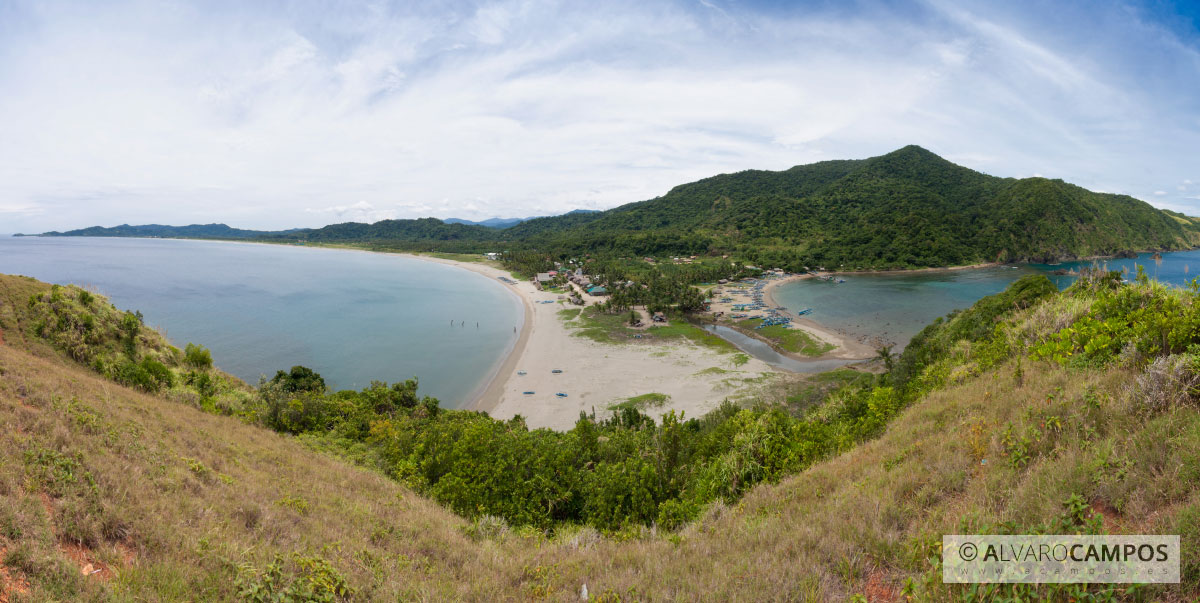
<box><xmin>702</xmin><ymin>324</ymin><xmax>858</xmax><ymax>373</ymax></box>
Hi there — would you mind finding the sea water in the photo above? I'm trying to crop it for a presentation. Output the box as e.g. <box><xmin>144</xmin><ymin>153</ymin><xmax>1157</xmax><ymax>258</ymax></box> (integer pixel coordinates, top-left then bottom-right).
<box><xmin>0</xmin><ymin>237</ymin><xmax>523</xmax><ymax>408</ymax></box>
<box><xmin>770</xmin><ymin>250</ymin><xmax>1200</xmax><ymax>351</ymax></box>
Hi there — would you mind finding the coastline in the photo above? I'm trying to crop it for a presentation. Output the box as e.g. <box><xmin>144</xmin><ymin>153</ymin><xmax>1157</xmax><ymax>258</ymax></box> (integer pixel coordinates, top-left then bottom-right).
<box><xmin>397</xmin><ymin>254</ymin><xmax>793</xmax><ymax>430</ymax></box>
<box><xmin>747</xmin><ymin>275</ymin><xmax>876</xmax><ymax>360</ymax></box>
<box><xmin>754</xmin><ymin>261</ymin><xmax>1008</xmax><ymax>356</ymax></box>
<box><xmin>394</xmin><ymin>253</ymin><xmax>534</xmax><ymax>413</ymax></box>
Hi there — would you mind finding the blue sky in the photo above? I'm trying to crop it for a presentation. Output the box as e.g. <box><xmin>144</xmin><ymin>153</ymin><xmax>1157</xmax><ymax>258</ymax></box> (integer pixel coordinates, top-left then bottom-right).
<box><xmin>0</xmin><ymin>0</ymin><xmax>1198</xmax><ymax>231</ymax></box>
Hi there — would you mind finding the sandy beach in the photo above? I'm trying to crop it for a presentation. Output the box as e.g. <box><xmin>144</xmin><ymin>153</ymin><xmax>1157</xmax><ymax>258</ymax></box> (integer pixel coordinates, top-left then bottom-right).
<box><xmin>403</xmin><ymin>254</ymin><xmax>796</xmax><ymax>430</ymax></box>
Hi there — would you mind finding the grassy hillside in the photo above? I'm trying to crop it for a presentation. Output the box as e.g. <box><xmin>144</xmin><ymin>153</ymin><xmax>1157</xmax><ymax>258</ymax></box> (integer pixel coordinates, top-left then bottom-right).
<box><xmin>2</xmin><ymin>272</ymin><xmax>1199</xmax><ymax>601</ymax></box>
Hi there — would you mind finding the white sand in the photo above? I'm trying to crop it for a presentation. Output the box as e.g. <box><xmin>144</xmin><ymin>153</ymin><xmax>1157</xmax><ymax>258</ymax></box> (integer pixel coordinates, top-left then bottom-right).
<box><xmin>403</xmin><ymin>254</ymin><xmax>780</xmax><ymax>430</ymax></box>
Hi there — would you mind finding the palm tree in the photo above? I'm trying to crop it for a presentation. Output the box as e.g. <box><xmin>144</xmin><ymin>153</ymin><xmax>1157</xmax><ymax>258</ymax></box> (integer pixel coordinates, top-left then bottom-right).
<box><xmin>876</xmin><ymin>345</ymin><xmax>895</xmax><ymax>373</ymax></box>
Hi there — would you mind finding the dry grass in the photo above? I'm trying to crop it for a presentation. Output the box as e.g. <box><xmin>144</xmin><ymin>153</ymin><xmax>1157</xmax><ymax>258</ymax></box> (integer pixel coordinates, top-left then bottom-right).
<box><xmin>1</xmin><ymin>272</ymin><xmax>1198</xmax><ymax>600</ymax></box>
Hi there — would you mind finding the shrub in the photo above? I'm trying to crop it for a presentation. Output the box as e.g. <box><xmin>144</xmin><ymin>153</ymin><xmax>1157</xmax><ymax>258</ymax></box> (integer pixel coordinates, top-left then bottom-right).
<box><xmin>1128</xmin><ymin>354</ymin><xmax>1200</xmax><ymax>414</ymax></box>
<box><xmin>184</xmin><ymin>343</ymin><xmax>213</xmax><ymax>369</ymax></box>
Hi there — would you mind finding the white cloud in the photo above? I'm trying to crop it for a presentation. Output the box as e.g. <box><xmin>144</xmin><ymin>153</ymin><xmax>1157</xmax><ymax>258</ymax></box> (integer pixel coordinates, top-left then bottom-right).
<box><xmin>1155</xmin><ymin>190</ymin><xmax>1168</xmax><ymax>195</ymax></box>
<box><xmin>0</xmin><ymin>0</ymin><xmax>1198</xmax><ymax>232</ymax></box>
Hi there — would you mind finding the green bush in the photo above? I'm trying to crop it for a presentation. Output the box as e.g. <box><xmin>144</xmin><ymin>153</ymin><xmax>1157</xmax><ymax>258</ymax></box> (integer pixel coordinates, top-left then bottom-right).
<box><xmin>184</xmin><ymin>342</ymin><xmax>213</xmax><ymax>369</ymax></box>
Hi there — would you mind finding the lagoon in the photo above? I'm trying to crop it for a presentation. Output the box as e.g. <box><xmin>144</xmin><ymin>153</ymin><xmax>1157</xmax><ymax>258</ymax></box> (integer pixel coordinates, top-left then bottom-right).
<box><xmin>770</xmin><ymin>250</ymin><xmax>1200</xmax><ymax>351</ymax></box>
<box><xmin>0</xmin><ymin>237</ymin><xmax>523</xmax><ymax>408</ymax></box>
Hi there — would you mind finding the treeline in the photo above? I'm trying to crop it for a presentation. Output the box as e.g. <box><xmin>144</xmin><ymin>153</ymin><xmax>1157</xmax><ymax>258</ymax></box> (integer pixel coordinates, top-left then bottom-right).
<box><xmin>500</xmin><ymin>251</ymin><xmax>754</xmax><ymax>313</ymax></box>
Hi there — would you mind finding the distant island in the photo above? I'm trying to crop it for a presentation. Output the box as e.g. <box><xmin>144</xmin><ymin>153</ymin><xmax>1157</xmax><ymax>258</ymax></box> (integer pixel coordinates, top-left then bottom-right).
<box><xmin>25</xmin><ymin>146</ymin><xmax>1200</xmax><ymax>269</ymax></box>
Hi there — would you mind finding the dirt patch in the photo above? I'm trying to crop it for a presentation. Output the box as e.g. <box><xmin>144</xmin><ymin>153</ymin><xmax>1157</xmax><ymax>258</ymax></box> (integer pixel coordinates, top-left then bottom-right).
<box><xmin>862</xmin><ymin>569</ymin><xmax>898</xmax><ymax>602</ymax></box>
<box><xmin>114</xmin><ymin>542</ymin><xmax>137</xmax><ymax>567</ymax></box>
<box><xmin>60</xmin><ymin>542</ymin><xmax>109</xmax><ymax>580</ymax></box>
<box><xmin>1089</xmin><ymin>499</ymin><xmax>1122</xmax><ymax>532</ymax></box>
<box><xmin>0</xmin><ymin>546</ymin><xmax>32</xmax><ymax>602</ymax></box>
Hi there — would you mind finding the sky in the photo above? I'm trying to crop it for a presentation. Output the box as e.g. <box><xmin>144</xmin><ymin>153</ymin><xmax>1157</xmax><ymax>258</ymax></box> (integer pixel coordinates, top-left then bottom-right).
<box><xmin>0</xmin><ymin>0</ymin><xmax>1198</xmax><ymax>232</ymax></box>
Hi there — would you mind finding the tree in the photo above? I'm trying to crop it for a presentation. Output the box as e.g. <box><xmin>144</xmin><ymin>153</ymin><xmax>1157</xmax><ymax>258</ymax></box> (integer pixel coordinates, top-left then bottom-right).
<box><xmin>184</xmin><ymin>342</ymin><xmax>213</xmax><ymax>369</ymax></box>
<box><xmin>270</xmin><ymin>365</ymin><xmax>327</xmax><ymax>394</ymax></box>
<box><xmin>876</xmin><ymin>345</ymin><xmax>895</xmax><ymax>373</ymax></box>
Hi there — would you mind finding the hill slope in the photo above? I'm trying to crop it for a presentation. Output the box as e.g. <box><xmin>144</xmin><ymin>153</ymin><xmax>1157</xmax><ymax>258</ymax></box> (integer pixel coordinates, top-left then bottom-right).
<box><xmin>507</xmin><ymin>146</ymin><xmax>1197</xmax><ymax>267</ymax></box>
<box><xmin>2</xmin><ymin>268</ymin><xmax>1200</xmax><ymax>599</ymax></box>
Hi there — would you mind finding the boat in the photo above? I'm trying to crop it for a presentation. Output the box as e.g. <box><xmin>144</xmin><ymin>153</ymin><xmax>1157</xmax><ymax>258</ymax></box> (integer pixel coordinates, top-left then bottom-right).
<box><xmin>517</xmin><ymin>370</ymin><xmax>527</xmax><ymax>375</ymax></box>
<box><xmin>795</xmin><ymin>308</ymin><xmax>813</xmax><ymax>315</ymax></box>
<box><xmin>523</xmin><ymin>391</ymin><xmax>535</xmax><ymax>395</ymax></box>
<box><xmin>551</xmin><ymin>369</ymin><xmax>563</xmax><ymax>374</ymax></box>
<box><xmin>555</xmin><ymin>393</ymin><xmax>568</xmax><ymax>398</ymax></box>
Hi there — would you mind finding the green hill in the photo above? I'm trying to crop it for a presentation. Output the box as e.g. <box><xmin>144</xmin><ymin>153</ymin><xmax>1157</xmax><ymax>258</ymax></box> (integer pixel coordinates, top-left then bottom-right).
<box><xmin>2</xmin><ymin>269</ymin><xmax>1200</xmax><ymax>600</ymax></box>
<box><xmin>505</xmin><ymin>145</ymin><xmax>1197</xmax><ymax>268</ymax></box>
<box><xmin>32</xmin><ymin>147</ymin><xmax>1198</xmax><ymax>270</ymax></box>
<box><xmin>28</xmin><ymin>223</ymin><xmax>300</xmax><ymax>239</ymax></box>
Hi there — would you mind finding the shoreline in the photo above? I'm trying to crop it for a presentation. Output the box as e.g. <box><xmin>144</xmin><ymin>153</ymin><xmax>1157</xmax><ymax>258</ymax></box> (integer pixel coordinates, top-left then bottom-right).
<box><xmin>741</xmin><ymin>274</ymin><xmax>876</xmax><ymax>360</ymax></box>
<box><xmin>753</xmin><ymin>263</ymin><xmax>1008</xmax><ymax>355</ymax></box>
<box><xmin>393</xmin><ymin>253</ymin><xmax>534</xmax><ymax>413</ymax></box>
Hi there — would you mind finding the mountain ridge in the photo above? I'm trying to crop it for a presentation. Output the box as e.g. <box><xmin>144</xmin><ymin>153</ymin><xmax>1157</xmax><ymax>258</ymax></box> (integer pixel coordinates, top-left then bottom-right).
<box><xmin>24</xmin><ymin>146</ymin><xmax>1200</xmax><ymax>268</ymax></box>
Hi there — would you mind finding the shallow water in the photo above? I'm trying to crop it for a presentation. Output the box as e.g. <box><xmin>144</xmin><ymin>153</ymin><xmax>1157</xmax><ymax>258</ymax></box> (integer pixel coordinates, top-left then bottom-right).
<box><xmin>768</xmin><ymin>266</ymin><xmax>1039</xmax><ymax>350</ymax></box>
<box><xmin>769</xmin><ymin>250</ymin><xmax>1200</xmax><ymax>351</ymax></box>
<box><xmin>702</xmin><ymin>324</ymin><xmax>855</xmax><ymax>372</ymax></box>
<box><xmin>0</xmin><ymin>237</ymin><xmax>523</xmax><ymax>407</ymax></box>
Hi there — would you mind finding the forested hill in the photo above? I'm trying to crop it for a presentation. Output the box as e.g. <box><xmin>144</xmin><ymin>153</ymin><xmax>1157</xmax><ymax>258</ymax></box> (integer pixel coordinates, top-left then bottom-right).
<box><xmin>28</xmin><ymin>146</ymin><xmax>1200</xmax><ymax>269</ymax></box>
<box><xmin>500</xmin><ymin>145</ymin><xmax>1199</xmax><ymax>268</ymax></box>
<box><xmin>26</xmin><ymin>223</ymin><xmax>303</xmax><ymax>239</ymax></box>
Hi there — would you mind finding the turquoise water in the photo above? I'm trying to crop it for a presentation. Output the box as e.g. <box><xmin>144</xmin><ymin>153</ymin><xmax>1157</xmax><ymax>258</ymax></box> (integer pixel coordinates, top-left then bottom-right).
<box><xmin>769</xmin><ymin>265</ymin><xmax>1041</xmax><ymax>350</ymax></box>
<box><xmin>771</xmin><ymin>250</ymin><xmax>1200</xmax><ymax>351</ymax></box>
<box><xmin>1031</xmin><ymin>250</ymin><xmax>1200</xmax><ymax>290</ymax></box>
<box><xmin>0</xmin><ymin>237</ymin><xmax>523</xmax><ymax>407</ymax></box>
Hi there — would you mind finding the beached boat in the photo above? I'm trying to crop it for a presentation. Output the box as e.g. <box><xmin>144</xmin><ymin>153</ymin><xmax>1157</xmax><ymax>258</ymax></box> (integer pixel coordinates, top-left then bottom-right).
<box><xmin>517</xmin><ymin>370</ymin><xmax>527</xmax><ymax>375</ymax></box>
<box><xmin>551</xmin><ymin>369</ymin><xmax>563</xmax><ymax>374</ymax></box>
<box><xmin>556</xmin><ymin>393</ymin><xmax>568</xmax><ymax>398</ymax></box>
<box><xmin>523</xmin><ymin>391</ymin><xmax>535</xmax><ymax>395</ymax></box>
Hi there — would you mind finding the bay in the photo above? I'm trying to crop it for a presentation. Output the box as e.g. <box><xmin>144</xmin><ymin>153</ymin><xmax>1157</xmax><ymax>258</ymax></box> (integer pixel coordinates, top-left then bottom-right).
<box><xmin>0</xmin><ymin>236</ymin><xmax>523</xmax><ymax>408</ymax></box>
<box><xmin>770</xmin><ymin>250</ymin><xmax>1200</xmax><ymax>351</ymax></box>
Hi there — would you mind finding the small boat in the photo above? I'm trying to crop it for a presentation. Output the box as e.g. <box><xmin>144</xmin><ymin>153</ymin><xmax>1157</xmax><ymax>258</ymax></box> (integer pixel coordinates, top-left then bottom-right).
<box><xmin>523</xmin><ymin>391</ymin><xmax>535</xmax><ymax>395</ymax></box>
<box><xmin>795</xmin><ymin>308</ymin><xmax>813</xmax><ymax>315</ymax></box>
<box><xmin>517</xmin><ymin>370</ymin><xmax>527</xmax><ymax>375</ymax></box>
<box><xmin>551</xmin><ymin>369</ymin><xmax>563</xmax><ymax>374</ymax></box>
<box><xmin>555</xmin><ymin>393</ymin><xmax>568</xmax><ymax>398</ymax></box>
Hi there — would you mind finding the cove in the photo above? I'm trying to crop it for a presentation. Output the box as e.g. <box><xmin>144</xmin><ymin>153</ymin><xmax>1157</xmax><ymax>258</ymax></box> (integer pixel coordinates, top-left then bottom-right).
<box><xmin>0</xmin><ymin>236</ymin><xmax>523</xmax><ymax>408</ymax></box>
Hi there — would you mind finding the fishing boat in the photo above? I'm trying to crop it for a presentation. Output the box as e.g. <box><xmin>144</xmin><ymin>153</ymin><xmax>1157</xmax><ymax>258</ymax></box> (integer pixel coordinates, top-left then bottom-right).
<box><xmin>795</xmin><ymin>308</ymin><xmax>813</xmax><ymax>315</ymax></box>
<box><xmin>517</xmin><ymin>370</ymin><xmax>527</xmax><ymax>375</ymax></box>
<box><xmin>555</xmin><ymin>393</ymin><xmax>568</xmax><ymax>398</ymax></box>
<box><xmin>523</xmin><ymin>391</ymin><xmax>535</xmax><ymax>395</ymax></box>
<box><xmin>551</xmin><ymin>369</ymin><xmax>563</xmax><ymax>374</ymax></box>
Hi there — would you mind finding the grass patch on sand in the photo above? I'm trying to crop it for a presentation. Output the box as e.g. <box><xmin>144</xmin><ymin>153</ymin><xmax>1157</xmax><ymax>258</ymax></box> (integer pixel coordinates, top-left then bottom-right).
<box><xmin>735</xmin><ymin>318</ymin><xmax>834</xmax><ymax>357</ymax></box>
<box><xmin>418</xmin><ymin>252</ymin><xmax>487</xmax><ymax>263</ymax></box>
<box><xmin>608</xmin><ymin>392</ymin><xmax>671</xmax><ymax>412</ymax></box>
<box><xmin>564</xmin><ymin>307</ymin><xmax>736</xmax><ymax>352</ymax></box>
